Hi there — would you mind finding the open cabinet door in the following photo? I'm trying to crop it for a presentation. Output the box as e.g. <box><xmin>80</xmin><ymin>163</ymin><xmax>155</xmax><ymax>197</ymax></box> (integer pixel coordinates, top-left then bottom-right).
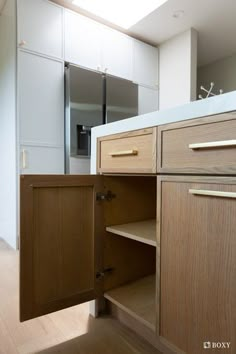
<box><xmin>20</xmin><ymin>175</ymin><xmax>104</xmax><ymax>321</ymax></box>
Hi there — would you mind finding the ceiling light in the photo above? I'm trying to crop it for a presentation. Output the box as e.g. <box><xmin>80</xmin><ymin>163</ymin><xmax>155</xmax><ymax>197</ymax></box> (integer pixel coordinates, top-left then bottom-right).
<box><xmin>72</xmin><ymin>0</ymin><xmax>169</xmax><ymax>29</ymax></box>
<box><xmin>173</xmin><ymin>10</ymin><xmax>185</xmax><ymax>19</ymax></box>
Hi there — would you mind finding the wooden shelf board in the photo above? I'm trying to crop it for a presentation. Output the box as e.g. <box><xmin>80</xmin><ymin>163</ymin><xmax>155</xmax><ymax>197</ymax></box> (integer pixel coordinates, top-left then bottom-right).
<box><xmin>104</xmin><ymin>275</ymin><xmax>156</xmax><ymax>331</ymax></box>
<box><xmin>106</xmin><ymin>219</ymin><xmax>156</xmax><ymax>247</ymax></box>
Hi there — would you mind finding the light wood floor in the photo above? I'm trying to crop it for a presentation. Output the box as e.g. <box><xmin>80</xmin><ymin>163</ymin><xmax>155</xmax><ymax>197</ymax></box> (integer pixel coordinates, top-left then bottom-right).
<box><xmin>0</xmin><ymin>239</ymin><xmax>160</xmax><ymax>354</ymax></box>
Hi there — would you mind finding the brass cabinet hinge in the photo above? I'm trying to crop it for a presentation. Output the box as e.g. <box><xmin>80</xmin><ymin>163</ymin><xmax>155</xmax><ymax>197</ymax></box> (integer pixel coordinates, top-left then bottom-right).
<box><xmin>96</xmin><ymin>267</ymin><xmax>114</xmax><ymax>280</ymax></box>
<box><xmin>96</xmin><ymin>190</ymin><xmax>116</xmax><ymax>201</ymax></box>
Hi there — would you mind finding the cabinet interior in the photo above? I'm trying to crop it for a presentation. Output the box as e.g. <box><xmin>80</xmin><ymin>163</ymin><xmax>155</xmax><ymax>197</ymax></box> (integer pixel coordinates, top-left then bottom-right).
<box><xmin>102</xmin><ymin>176</ymin><xmax>157</xmax><ymax>330</ymax></box>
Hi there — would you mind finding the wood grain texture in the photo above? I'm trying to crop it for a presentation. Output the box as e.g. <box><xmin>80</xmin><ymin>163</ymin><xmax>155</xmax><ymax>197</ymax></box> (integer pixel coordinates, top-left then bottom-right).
<box><xmin>0</xmin><ymin>239</ymin><xmax>159</xmax><ymax>354</ymax></box>
<box><xmin>105</xmin><ymin>275</ymin><xmax>156</xmax><ymax>330</ymax></box>
<box><xmin>103</xmin><ymin>176</ymin><xmax>157</xmax><ymax>292</ymax></box>
<box><xmin>157</xmin><ymin>112</ymin><xmax>236</xmax><ymax>174</ymax></box>
<box><xmin>158</xmin><ymin>176</ymin><xmax>236</xmax><ymax>354</ymax></box>
<box><xmin>109</xmin><ymin>303</ymin><xmax>171</xmax><ymax>354</ymax></box>
<box><xmin>98</xmin><ymin>128</ymin><xmax>157</xmax><ymax>174</ymax></box>
<box><xmin>20</xmin><ymin>175</ymin><xmax>104</xmax><ymax>321</ymax></box>
<box><xmin>104</xmin><ymin>232</ymin><xmax>156</xmax><ymax>292</ymax></box>
<box><xmin>104</xmin><ymin>176</ymin><xmax>156</xmax><ymax>226</ymax></box>
<box><xmin>106</xmin><ymin>219</ymin><xmax>156</xmax><ymax>246</ymax></box>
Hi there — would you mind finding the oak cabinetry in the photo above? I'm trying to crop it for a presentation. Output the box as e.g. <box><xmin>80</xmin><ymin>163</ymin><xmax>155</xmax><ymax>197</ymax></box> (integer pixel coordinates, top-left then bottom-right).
<box><xmin>20</xmin><ymin>175</ymin><xmax>157</xmax><ymax>331</ymax></box>
<box><xmin>19</xmin><ymin>112</ymin><xmax>236</xmax><ymax>353</ymax></box>
<box><xmin>157</xmin><ymin>112</ymin><xmax>236</xmax><ymax>174</ymax></box>
<box><xmin>158</xmin><ymin>176</ymin><xmax>236</xmax><ymax>354</ymax></box>
<box><xmin>97</xmin><ymin>128</ymin><xmax>157</xmax><ymax>174</ymax></box>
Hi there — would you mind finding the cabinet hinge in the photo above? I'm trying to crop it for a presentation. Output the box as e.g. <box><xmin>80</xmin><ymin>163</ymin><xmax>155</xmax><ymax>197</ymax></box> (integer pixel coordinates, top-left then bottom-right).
<box><xmin>96</xmin><ymin>267</ymin><xmax>114</xmax><ymax>280</ymax></box>
<box><xmin>96</xmin><ymin>190</ymin><xmax>116</xmax><ymax>201</ymax></box>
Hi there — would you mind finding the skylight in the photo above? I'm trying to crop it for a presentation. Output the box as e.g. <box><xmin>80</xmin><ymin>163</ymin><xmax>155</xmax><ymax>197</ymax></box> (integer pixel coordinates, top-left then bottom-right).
<box><xmin>72</xmin><ymin>0</ymin><xmax>168</xmax><ymax>29</ymax></box>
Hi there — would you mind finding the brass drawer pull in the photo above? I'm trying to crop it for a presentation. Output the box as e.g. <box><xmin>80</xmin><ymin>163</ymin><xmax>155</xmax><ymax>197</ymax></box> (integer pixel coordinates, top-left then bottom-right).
<box><xmin>109</xmin><ymin>149</ymin><xmax>138</xmax><ymax>157</ymax></box>
<box><xmin>189</xmin><ymin>139</ymin><xmax>236</xmax><ymax>150</ymax></box>
<box><xmin>189</xmin><ymin>189</ymin><xmax>236</xmax><ymax>199</ymax></box>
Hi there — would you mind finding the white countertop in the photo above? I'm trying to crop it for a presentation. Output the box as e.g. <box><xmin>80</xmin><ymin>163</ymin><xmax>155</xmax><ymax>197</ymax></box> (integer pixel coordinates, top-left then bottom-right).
<box><xmin>91</xmin><ymin>91</ymin><xmax>236</xmax><ymax>173</ymax></box>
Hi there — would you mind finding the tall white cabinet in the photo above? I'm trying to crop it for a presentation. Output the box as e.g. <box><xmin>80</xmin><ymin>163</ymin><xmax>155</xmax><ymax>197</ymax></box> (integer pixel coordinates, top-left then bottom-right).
<box><xmin>18</xmin><ymin>51</ymin><xmax>64</xmax><ymax>173</ymax></box>
<box><xmin>17</xmin><ymin>0</ymin><xmax>65</xmax><ymax>174</ymax></box>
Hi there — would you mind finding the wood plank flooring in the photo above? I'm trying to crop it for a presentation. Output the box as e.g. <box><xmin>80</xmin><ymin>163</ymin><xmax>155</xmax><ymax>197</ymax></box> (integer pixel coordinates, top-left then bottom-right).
<box><xmin>0</xmin><ymin>239</ymin><xmax>160</xmax><ymax>354</ymax></box>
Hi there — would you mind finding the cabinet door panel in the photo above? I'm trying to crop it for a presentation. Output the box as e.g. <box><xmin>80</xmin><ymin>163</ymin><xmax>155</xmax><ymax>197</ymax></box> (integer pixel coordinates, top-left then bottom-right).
<box><xmin>158</xmin><ymin>177</ymin><xmax>236</xmax><ymax>354</ymax></box>
<box><xmin>65</xmin><ymin>10</ymin><xmax>102</xmax><ymax>71</ymax></box>
<box><xmin>20</xmin><ymin>175</ymin><xmax>103</xmax><ymax>321</ymax></box>
<box><xmin>18</xmin><ymin>0</ymin><xmax>63</xmax><ymax>58</ymax></box>
<box><xmin>102</xmin><ymin>27</ymin><xmax>133</xmax><ymax>80</ymax></box>
<box><xmin>133</xmin><ymin>40</ymin><xmax>158</xmax><ymax>88</ymax></box>
<box><xmin>20</xmin><ymin>146</ymin><xmax>64</xmax><ymax>174</ymax></box>
<box><xmin>18</xmin><ymin>51</ymin><xmax>64</xmax><ymax>147</ymax></box>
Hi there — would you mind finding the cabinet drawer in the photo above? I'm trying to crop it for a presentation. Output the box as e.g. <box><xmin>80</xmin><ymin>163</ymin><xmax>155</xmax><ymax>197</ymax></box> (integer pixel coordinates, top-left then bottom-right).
<box><xmin>97</xmin><ymin>128</ymin><xmax>157</xmax><ymax>174</ymax></box>
<box><xmin>158</xmin><ymin>112</ymin><xmax>236</xmax><ymax>174</ymax></box>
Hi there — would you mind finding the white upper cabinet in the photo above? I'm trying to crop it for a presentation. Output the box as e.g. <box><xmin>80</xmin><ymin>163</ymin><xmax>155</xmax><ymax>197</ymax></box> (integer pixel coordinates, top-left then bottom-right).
<box><xmin>17</xmin><ymin>0</ymin><xmax>63</xmax><ymax>59</ymax></box>
<box><xmin>101</xmin><ymin>27</ymin><xmax>133</xmax><ymax>80</ymax></box>
<box><xmin>18</xmin><ymin>50</ymin><xmax>64</xmax><ymax>147</ymax></box>
<box><xmin>64</xmin><ymin>10</ymin><xmax>133</xmax><ymax>80</ymax></box>
<box><xmin>133</xmin><ymin>40</ymin><xmax>159</xmax><ymax>89</ymax></box>
<box><xmin>65</xmin><ymin>10</ymin><xmax>102</xmax><ymax>71</ymax></box>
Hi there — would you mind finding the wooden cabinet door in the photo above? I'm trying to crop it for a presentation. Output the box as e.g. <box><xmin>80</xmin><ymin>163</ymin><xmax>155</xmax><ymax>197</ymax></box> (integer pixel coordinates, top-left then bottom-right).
<box><xmin>158</xmin><ymin>176</ymin><xmax>236</xmax><ymax>354</ymax></box>
<box><xmin>20</xmin><ymin>175</ymin><xmax>104</xmax><ymax>321</ymax></box>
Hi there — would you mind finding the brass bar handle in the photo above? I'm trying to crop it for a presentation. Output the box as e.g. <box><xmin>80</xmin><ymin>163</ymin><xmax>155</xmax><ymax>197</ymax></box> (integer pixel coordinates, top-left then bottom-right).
<box><xmin>109</xmin><ymin>149</ymin><xmax>138</xmax><ymax>157</ymax></box>
<box><xmin>189</xmin><ymin>139</ymin><xmax>236</xmax><ymax>150</ymax></box>
<box><xmin>22</xmin><ymin>149</ymin><xmax>27</xmax><ymax>169</ymax></box>
<box><xmin>189</xmin><ymin>189</ymin><xmax>236</xmax><ymax>199</ymax></box>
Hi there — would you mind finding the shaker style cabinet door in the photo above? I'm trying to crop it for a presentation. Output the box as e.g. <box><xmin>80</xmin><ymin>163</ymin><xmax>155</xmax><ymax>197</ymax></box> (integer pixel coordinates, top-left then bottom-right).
<box><xmin>20</xmin><ymin>175</ymin><xmax>104</xmax><ymax>321</ymax></box>
<box><xmin>17</xmin><ymin>0</ymin><xmax>63</xmax><ymax>59</ymax></box>
<box><xmin>158</xmin><ymin>176</ymin><xmax>236</xmax><ymax>354</ymax></box>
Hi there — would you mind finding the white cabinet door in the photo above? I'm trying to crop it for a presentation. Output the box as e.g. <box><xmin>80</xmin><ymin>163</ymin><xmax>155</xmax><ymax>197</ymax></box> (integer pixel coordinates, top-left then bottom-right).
<box><xmin>17</xmin><ymin>0</ymin><xmax>63</xmax><ymax>59</ymax></box>
<box><xmin>18</xmin><ymin>50</ymin><xmax>64</xmax><ymax>147</ymax></box>
<box><xmin>20</xmin><ymin>146</ymin><xmax>64</xmax><ymax>174</ymax></box>
<box><xmin>101</xmin><ymin>27</ymin><xmax>133</xmax><ymax>80</ymax></box>
<box><xmin>133</xmin><ymin>40</ymin><xmax>158</xmax><ymax>88</ymax></box>
<box><xmin>138</xmin><ymin>86</ymin><xmax>159</xmax><ymax>114</ymax></box>
<box><xmin>65</xmin><ymin>10</ymin><xmax>102</xmax><ymax>71</ymax></box>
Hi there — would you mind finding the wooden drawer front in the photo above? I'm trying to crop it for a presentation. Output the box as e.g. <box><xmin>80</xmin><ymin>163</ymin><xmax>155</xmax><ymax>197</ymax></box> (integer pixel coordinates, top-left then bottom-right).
<box><xmin>98</xmin><ymin>129</ymin><xmax>156</xmax><ymax>174</ymax></box>
<box><xmin>158</xmin><ymin>113</ymin><xmax>236</xmax><ymax>174</ymax></box>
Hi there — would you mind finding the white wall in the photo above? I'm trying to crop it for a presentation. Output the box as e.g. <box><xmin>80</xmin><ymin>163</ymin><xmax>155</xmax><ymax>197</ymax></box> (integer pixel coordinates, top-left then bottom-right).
<box><xmin>159</xmin><ymin>28</ymin><xmax>198</xmax><ymax>110</ymax></box>
<box><xmin>0</xmin><ymin>0</ymin><xmax>17</xmax><ymax>249</ymax></box>
<box><xmin>198</xmin><ymin>52</ymin><xmax>236</xmax><ymax>97</ymax></box>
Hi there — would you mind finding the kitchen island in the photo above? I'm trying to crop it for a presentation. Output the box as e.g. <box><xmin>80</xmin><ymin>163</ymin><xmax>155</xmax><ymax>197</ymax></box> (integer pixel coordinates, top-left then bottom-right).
<box><xmin>89</xmin><ymin>91</ymin><xmax>236</xmax><ymax>353</ymax></box>
<box><xmin>91</xmin><ymin>90</ymin><xmax>236</xmax><ymax>173</ymax></box>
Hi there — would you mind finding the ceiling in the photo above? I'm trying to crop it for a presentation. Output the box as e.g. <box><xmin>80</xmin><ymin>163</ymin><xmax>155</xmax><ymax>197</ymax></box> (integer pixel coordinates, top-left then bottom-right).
<box><xmin>53</xmin><ymin>0</ymin><xmax>236</xmax><ymax>67</ymax></box>
<box><xmin>129</xmin><ymin>0</ymin><xmax>236</xmax><ymax>67</ymax></box>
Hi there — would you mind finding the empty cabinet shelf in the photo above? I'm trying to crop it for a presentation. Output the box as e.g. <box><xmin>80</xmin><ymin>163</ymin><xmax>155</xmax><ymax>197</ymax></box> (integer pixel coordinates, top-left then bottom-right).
<box><xmin>104</xmin><ymin>275</ymin><xmax>156</xmax><ymax>330</ymax></box>
<box><xmin>106</xmin><ymin>219</ymin><xmax>156</xmax><ymax>247</ymax></box>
